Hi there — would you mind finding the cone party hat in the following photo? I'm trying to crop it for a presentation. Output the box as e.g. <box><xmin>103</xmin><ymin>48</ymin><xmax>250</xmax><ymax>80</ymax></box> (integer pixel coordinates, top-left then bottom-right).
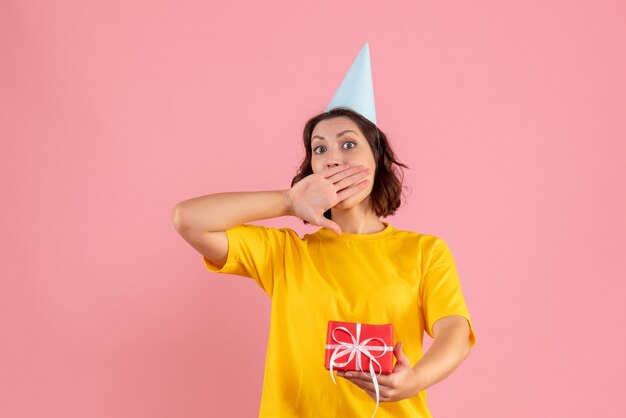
<box><xmin>326</xmin><ymin>43</ymin><xmax>377</xmax><ymax>125</ymax></box>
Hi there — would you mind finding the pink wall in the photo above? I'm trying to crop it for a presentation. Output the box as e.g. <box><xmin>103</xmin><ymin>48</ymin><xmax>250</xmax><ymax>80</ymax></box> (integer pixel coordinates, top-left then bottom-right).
<box><xmin>2</xmin><ymin>1</ymin><xmax>625</xmax><ymax>417</ymax></box>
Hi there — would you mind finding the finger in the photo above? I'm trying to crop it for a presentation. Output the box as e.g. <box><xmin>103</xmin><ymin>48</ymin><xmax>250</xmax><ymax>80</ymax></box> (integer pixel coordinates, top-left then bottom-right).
<box><xmin>332</xmin><ymin>168</ymin><xmax>371</xmax><ymax>191</ymax></box>
<box><xmin>393</xmin><ymin>342</ymin><xmax>411</xmax><ymax>369</ymax></box>
<box><xmin>342</xmin><ymin>374</ymin><xmax>396</xmax><ymax>401</ymax></box>
<box><xmin>345</xmin><ymin>376</ymin><xmax>390</xmax><ymax>396</ymax></box>
<box><xmin>341</xmin><ymin>374</ymin><xmax>375</xmax><ymax>391</ymax></box>
<box><xmin>343</xmin><ymin>372</ymin><xmax>386</xmax><ymax>388</ymax></box>
<box><xmin>322</xmin><ymin>164</ymin><xmax>351</xmax><ymax>179</ymax></box>
<box><xmin>336</xmin><ymin>178</ymin><xmax>370</xmax><ymax>202</ymax></box>
<box><xmin>317</xmin><ymin>217</ymin><xmax>342</xmax><ymax>236</ymax></box>
<box><xmin>372</xmin><ymin>373</ymin><xmax>397</xmax><ymax>388</ymax></box>
<box><xmin>326</xmin><ymin>165</ymin><xmax>367</xmax><ymax>183</ymax></box>
<box><xmin>342</xmin><ymin>371</ymin><xmax>373</xmax><ymax>380</ymax></box>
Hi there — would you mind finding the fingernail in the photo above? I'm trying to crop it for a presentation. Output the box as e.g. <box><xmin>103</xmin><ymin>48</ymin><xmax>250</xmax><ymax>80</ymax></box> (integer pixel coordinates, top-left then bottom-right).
<box><xmin>345</xmin><ymin>372</ymin><xmax>352</xmax><ymax>377</ymax></box>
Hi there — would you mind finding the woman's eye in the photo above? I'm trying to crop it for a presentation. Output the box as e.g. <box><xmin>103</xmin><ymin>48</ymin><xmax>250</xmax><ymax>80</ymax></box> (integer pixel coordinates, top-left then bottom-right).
<box><xmin>313</xmin><ymin>146</ymin><xmax>326</xmax><ymax>154</ymax></box>
<box><xmin>343</xmin><ymin>141</ymin><xmax>356</xmax><ymax>150</ymax></box>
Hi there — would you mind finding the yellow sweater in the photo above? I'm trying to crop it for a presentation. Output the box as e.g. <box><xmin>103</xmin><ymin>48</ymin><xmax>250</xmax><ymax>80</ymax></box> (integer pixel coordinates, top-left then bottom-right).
<box><xmin>203</xmin><ymin>222</ymin><xmax>476</xmax><ymax>417</ymax></box>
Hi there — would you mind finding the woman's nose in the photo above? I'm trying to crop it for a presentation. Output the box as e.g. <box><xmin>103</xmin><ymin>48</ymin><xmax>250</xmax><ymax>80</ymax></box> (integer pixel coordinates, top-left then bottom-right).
<box><xmin>325</xmin><ymin>150</ymin><xmax>343</xmax><ymax>168</ymax></box>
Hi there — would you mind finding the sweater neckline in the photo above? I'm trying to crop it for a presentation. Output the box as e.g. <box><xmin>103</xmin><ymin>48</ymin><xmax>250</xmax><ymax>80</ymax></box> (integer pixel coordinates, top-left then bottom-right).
<box><xmin>316</xmin><ymin>222</ymin><xmax>394</xmax><ymax>241</ymax></box>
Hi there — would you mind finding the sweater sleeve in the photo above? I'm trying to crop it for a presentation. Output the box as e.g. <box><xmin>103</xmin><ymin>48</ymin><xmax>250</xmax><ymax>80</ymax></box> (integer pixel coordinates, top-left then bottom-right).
<box><xmin>202</xmin><ymin>223</ymin><xmax>295</xmax><ymax>297</ymax></box>
<box><xmin>420</xmin><ymin>237</ymin><xmax>476</xmax><ymax>347</ymax></box>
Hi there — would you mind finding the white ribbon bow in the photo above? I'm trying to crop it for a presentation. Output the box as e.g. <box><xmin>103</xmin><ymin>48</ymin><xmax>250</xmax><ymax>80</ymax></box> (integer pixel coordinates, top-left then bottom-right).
<box><xmin>326</xmin><ymin>323</ymin><xmax>394</xmax><ymax>418</ymax></box>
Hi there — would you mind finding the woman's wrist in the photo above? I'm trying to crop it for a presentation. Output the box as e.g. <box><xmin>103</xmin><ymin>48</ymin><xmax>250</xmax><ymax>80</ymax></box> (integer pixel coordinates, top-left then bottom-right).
<box><xmin>283</xmin><ymin>189</ymin><xmax>295</xmax><ymax>217</ymax></box>
<box><xmin>410</xmin><ymin>361</ymin><xmax>431</xmax><ymax>394</ymax></box>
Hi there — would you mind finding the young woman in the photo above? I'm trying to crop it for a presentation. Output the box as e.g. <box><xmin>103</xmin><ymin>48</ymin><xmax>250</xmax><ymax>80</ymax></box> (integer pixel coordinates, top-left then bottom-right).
<box><xmin>172</xmin><ymin>107</ymin><xmax>476</xmax><ymax>417</ymax></box>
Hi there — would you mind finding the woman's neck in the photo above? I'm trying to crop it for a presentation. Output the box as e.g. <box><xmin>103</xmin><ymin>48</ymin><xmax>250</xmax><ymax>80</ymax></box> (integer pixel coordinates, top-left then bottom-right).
<box><xmin>330</xmin><ymin>202</ymin><xmax>386</xmax><ymax>234</ymax></box>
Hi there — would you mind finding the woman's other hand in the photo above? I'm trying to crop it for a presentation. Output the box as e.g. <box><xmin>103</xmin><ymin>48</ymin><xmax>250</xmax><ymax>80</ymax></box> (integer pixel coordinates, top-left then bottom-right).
<box><xmin>286</xmin><ymin>164</ymin><xmax>370</xmax><ymax>235</ymax></box>
<box><xmin>337</xmin><ymin>342</ymin><xmax>423</xmax><ymax>402</ymax></box>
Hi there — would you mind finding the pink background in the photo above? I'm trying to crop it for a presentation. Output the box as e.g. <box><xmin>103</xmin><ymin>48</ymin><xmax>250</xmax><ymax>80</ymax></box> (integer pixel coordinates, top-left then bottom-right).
<box><xmin>2</xmin><ymin>1</ymin><xmax>625</xmax><ymax>417</ymax></box>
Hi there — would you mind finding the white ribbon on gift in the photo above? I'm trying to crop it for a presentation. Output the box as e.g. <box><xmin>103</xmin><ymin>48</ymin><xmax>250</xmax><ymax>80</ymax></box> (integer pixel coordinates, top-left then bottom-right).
<box><xmin>326</xmin><ymin>323</ymin><xmax>394</xmax><ymax>418</ymax></box>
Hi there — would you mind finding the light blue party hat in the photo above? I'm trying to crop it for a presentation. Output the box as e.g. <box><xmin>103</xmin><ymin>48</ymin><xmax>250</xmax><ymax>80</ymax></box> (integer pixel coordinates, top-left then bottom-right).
<box><xmin>326</xmin><ymin>43</ymin><xmax>377</xmax><ymax>125</ymax></box>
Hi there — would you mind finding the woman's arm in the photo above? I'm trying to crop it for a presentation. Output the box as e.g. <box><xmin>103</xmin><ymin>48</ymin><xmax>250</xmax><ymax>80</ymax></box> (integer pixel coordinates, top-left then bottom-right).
<box><xmin>338</xmin><ymin>315</ymin><xmax>471</xmax><ymax>401</ymax></box>
<box><xmin>172</xmin><ymin>190</ymin><xmax>292</xmax><ymax>233</ymax></box>
<box><xmin>411</xmin><ymin>315</ymin><xmax>471</xmax><ymax>391</ymax></box>
<box><xmin>171</xmin><ymin>164</ymin><xmax>370</xmax><ymax>266</ymax></box>
<box><xmin>171</xmin><ymin>191</ymin><xmax>292</xmax><ymax>267</ymax></box>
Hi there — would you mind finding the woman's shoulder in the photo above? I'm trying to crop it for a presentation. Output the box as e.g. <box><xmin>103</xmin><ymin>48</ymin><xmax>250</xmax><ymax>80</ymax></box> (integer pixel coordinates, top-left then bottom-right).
<box><xmin>386</xmin><ymin>225</ymin><xmax>454</xmax><ymax>253</ymax></box>
<box><xmin>389</xmin><ymin>224</ymin><xmax>442</xmax><ymax>240</ymax></box>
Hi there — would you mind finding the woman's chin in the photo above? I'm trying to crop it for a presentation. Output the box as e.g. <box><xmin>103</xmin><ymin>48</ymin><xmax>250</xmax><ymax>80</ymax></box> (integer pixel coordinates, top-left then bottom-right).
<box><xmin>333</xmin><ymin>201</ymin><xmax>353</xmax><ymax>210</ymax></box>
<box><xmin>334</xmin><ymin>192</ymin><xmax>371</xmax><ymax>210</ymax></box>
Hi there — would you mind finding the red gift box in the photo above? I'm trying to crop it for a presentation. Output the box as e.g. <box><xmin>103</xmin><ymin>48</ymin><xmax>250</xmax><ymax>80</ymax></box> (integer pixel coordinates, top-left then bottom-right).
<box><xmin>324</xmin><ymin>321</ymin><xmax>395</xmax><ymax>375</ymax></box>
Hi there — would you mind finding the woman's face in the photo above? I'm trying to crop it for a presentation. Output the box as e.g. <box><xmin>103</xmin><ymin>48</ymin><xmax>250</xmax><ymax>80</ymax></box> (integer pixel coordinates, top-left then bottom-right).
<box><xmin>310</xmin><ymin>116</ymin><xmax>377</xmax><ymax>210</ymax></box>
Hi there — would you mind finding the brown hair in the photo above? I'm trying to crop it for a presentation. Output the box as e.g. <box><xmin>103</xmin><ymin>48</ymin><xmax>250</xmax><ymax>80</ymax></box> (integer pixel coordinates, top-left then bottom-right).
<box><xmin>291</xmin><ymin>107</ymin><xmax>408</xmax><ymax>219</ymax></box>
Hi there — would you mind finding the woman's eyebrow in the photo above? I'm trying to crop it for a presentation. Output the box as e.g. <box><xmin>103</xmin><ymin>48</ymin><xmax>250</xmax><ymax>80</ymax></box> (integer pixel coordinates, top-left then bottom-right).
<box><xmin>312</xmin><ymin>130</ymin><xmax>358</xmax><ymax>141</ymax></box>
